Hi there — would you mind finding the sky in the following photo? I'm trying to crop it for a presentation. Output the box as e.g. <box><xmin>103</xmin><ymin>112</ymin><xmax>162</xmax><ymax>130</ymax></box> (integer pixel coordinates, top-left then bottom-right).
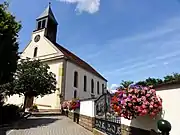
<box><xmin>2</xmin><ymin>0</ymin><xmax>180</xmax><ymax>89</ymax></box>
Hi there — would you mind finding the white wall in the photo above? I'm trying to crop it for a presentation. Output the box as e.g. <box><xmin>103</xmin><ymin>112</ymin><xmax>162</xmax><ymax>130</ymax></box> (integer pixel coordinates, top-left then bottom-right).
<box><xmin>156</xmin><ymin>88</ymin><xmax>180</xmax><ymax>135</ymax></box>
<box><xmin>21</xmin><ymin>29</ymin><xmax>63</xmax><ymax>59</ymax></box>
<box><xmin>80</xmin><ymin>100</ymin><xmax>95</xmax><ymax>117</ymax></box>
<box><xmin>119</xmin><ymin>87</ymin><xmax>180</xmax><ymax>135</ymax></box>
<box><xmin>65</xmin><ymin>61</ymin><xmax>107</xmax><ymax>100</ymax></box>
<box><xmin>5</xmin><ymin>94</ymin><xmax>24</xmax><ymax>106</ymax></box>
<box><xmin>34</xmin><ymin>60</ymin><xmax>63</xmax><ymax>110</ymax></box>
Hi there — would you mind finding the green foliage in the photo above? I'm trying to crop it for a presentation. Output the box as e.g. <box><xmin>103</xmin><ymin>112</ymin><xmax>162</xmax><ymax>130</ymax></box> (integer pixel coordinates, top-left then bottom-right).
<box><xmin>29</xmin><ymin>104</ymin><xmax>39</xmax><ymax>112</ymax></box>
<box><xmin>1</xmin><ymin>58</ymin><xmax>57</xmax><ymax>101</ymax></box>
<box><xmin>120</xmin><ymin>80</ymin><xmax>134</xmax><ymax>88</ymax></box>
<box><xmin>0</xmin><ymin>2</ymin><xmax>21</xmax><ymax>84</ymax></box>
<box><xmin>0</xmin><ymin>2</ymin><xmax>21</xmax><ymax>106</ymax></box>
<box><xmin>12</xmin><ymin>58</ymin><xmax>57</xmax><ymax>97</ymax></box>
<box><xmin>0</xmin><ymin>104</ymin><xmax>21</xmax><ymax>124</ymax></box>
<box><xmin>164</xmin><ymin>73</ymin><xmax>180</xmax><ymax>83</ymax></box>
<box><xmin>136</xmin><ymin>78</ymin><xmax>163</xmax><ymax>86</ymax></box>
<box><xmin>121</xmin><ymin>73</ymin><xmax>180</xmax><ymax>88</ymax></box>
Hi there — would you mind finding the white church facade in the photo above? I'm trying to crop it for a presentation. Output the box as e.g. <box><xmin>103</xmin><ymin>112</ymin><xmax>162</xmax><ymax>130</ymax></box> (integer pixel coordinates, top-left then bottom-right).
<box><xmin>6</xmin><ymin>5</ymin><xmax>107</xmax><ymax>111</ymax></box>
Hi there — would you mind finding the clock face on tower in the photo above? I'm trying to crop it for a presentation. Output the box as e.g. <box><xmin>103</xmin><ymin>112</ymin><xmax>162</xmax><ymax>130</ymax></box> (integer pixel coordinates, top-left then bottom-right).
<box><xmin>34</xmin><ymin>35</ymin><xmax>40</xmax><ymax>42</ymax></box>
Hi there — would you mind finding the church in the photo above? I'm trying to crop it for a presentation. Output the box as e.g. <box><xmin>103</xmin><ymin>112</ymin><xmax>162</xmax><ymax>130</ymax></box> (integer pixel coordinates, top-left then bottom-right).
<box><xmin>6</xmin><ymin>4</ymin><xmax>107</xmax><ymax>111</ymax></box>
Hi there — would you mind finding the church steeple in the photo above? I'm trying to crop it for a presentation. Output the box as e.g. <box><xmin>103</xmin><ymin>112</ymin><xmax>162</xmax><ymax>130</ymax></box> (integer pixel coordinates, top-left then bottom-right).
<box><xmin>35</xmin><ymin>3</ymin><xmax>58</xmax><ymax>43</ymax></box>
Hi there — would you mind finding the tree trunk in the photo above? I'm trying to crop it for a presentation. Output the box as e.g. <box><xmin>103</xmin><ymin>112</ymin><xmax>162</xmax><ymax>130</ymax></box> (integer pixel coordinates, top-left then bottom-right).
<box><xmin>23</xmin><ymin>95</ymin><xmax>27</xmax><ymax>112</ymax></box>
<box><xmin>23</xmin><ymin>95</ymin><xmax>34</xmax><ymax>111</ymax></box>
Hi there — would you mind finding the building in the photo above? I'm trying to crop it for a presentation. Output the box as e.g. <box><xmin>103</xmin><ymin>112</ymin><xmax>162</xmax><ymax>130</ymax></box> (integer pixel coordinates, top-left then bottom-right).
<box><xmin>6</xmin><ymin>4</ymin><xmax>107</xmax><ymax>111</ymax></box>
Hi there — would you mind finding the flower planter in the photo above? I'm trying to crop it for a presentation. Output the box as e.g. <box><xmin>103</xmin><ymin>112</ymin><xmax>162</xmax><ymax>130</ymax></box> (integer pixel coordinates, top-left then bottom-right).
<box><xmin>111</xmin><ymin>85</ymin><xmax>162</xmax><ymax>120</ymax></box>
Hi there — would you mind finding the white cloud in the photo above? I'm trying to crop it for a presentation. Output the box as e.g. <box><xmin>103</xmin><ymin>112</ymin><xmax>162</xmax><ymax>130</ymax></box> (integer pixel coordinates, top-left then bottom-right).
<box><xmin>110</xmin><ymin>84</ymin><xmax>119</xmax><ymax>90</ymax></box>
<box><xmin>163</xmin><ymin>62</ymin><xmax>169</xmax><ymax>65</ymax></box>
<box><xmin>59</xmin><ymin>0</ymin><xmax>100</xmax><ymax>14</ymax></box>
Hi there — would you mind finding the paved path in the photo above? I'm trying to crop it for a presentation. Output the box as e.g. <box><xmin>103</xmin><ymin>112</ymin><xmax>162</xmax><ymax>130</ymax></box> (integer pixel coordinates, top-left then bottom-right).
<box><xmin>2</xmin><ymin>116</ymin><xmax>93</xmax><ymax>135</ymax></box>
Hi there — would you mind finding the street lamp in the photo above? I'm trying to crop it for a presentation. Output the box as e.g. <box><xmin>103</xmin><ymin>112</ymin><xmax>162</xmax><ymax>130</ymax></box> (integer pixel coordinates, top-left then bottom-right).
<box><xmin>157</xmin><ymin>119</ymin><xmax>171</xmax><ymax>135</ymax></box>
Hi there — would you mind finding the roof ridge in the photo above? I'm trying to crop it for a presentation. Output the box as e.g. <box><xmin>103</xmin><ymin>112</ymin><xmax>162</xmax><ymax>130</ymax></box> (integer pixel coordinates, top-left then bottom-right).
<box><xmin>54</xmin><ymin>43</ymin><xmax>107</xmax><ymax>81</ymax></box>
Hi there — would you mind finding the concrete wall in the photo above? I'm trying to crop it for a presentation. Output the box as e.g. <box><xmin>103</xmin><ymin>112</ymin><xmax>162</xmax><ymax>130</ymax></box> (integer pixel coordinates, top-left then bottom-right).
<box><xmin>80</xmin><ymin>100</ymin><xmax>95</xmax><ymax>117</ymax></box>
<box><xmin>65</xmin><ymin>61</ymin><xmax>107</xmax><ymax>100</ymax></box>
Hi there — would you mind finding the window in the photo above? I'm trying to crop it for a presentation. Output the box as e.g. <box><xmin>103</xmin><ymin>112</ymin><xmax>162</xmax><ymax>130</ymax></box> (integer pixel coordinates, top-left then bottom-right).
<box><xmin>74</xmin><ymin>90</ymin><xmax>77</xmax><ymax>99</ymax></box>
<box><xmin>97</xmin><ymin>81</ymin><xmax>99</xmax><ymax>94</ymax></box>
<box><xmin>33</xmin><ymin>47</ymin><xmax>38</xmax><ymax>57</ymax></box>
<box><xmin>74</xmin><ymin>71</ymin><xmax>78</xmax><ymax>88</ymax></box>
<box><xmin>42</xmin><ymin>20</ymin><xmax>46</xmax><ymax>28</ymax></box>
<box><xmin>37</xmin><ymin>21</ymin><xmax>42</xmax><ymax>30</ymax></box>
<box><xmin>102</xmin><ymin>84</ymin><xmax>104</xmax><ymax>94</ymax></box>
<box><xmin>84</xmin><ymin>76</ymin><xmax>87</xmax><ymax>91</ymax></box>
<box><xmin>91</xmin><ymin>79</ymin><xmax>94</xmax><ymax>93</ymax></box>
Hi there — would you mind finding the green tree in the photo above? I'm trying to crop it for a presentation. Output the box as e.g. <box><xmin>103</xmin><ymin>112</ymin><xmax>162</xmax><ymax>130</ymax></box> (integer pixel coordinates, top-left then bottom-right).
<box><xmin>0</xmin><ymin>2</ymin><xmax>21</xmax><ymax>105</ymax></box>
<box><xmin>136</xmin><ymin>78</ymin><xmax>163</xmax><ymax>86</ymax></box>
<box><xmin>120</xmin><ymin>80</ymin><xmax>134</xmax><ymax>88</ymax></box>
<box><xmin>3</xmin><ymin>58</ymin><xmax>57</xmax><ymax>109</ymax></box>
<box><xmin>0</xmin><ymin>2</ymin><xmax>21</xmax><ymax>84</ymax></box>
<box><xmin>164</xmin><ymin>73</ymin><xmax>180</xmax><ymax>83</ymax></box>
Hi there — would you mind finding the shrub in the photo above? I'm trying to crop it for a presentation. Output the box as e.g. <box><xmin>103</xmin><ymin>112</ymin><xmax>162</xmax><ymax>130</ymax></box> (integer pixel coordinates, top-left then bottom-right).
<box><xmin>0</xmin><ymin>104</ymin><xmax>21</xmax><ymax>125</ymax></box>
<box><xmin>69</xmin><ymin>99</ymin><xmax>80</xmax><ymax>110</ymax></box>
<box><xmin>29</xmin><ymin>104</ymin><xmax>39</xmax><ymax>112</ymax></box>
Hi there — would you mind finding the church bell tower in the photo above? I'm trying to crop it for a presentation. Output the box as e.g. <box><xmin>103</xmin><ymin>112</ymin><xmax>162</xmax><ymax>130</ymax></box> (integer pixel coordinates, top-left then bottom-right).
<box><xmin>35</xmin><ymin>3</ymin><xmax>58</xmax><ymax>43</ymax></box>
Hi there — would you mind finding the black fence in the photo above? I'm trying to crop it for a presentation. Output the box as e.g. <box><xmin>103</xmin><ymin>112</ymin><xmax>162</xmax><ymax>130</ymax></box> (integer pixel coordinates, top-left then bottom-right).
<box><xmin>94</xmin><ymin>92</ymin><xmax>121</xmax><ymax>135</ymax></box>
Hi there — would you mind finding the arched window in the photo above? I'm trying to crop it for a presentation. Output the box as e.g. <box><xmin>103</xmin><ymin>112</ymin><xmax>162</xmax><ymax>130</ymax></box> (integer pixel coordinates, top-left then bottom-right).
<box><xmin>84</xmin><ymin>75</ymin><xmax>87</xmax><ymax>92</ymax></box>
<box><xmin>74</xmin><ymin>71</ymin><xmax>78</xmax><ymax>88</ymax></box>
<box><xmin>102</xmin><ymin>84</ymin><xmax>104</xmax><ymax>94</ymax></box>
<box><xmin>74</xmin><ymin>90</ymin><xmax>77</xmax><ymax>99</ymax></box>
<box><xmin>97</xmin><ymin>81</ymin><xmax>99</xmax><ymax>94</ymax></box>
<box><xmin>91</xmin><ymin>79</ymin><xmax>94</xmax><ymax>93</ymax></box>
<box><xmin>33</xmin><ymin>47</ymin><xmax>38</xmax><ymax>57</ymax></box>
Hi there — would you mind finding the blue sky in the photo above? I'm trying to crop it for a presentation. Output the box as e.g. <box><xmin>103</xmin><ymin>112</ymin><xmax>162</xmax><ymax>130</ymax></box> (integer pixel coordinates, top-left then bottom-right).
<box><xmin>2</xmin><ymin>0</ymin><xmax>180</xmax><ymax>89</ymax></box>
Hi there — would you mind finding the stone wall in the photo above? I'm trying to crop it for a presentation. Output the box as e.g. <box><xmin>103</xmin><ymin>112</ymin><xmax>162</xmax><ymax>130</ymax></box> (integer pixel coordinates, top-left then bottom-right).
<box><xmin>67</xmin><ymin>111</ymin><xmax>73</xmax><ymax>120</ymax></box>
<box><xmin>67</xmin><ymin>111</ymin><xmax>95</xmax><ymax>131</ymax></box>
<box><xmin>79</xmin><ymin>114</ymin><xmax>95</xmax><ymax>131</ymax></box>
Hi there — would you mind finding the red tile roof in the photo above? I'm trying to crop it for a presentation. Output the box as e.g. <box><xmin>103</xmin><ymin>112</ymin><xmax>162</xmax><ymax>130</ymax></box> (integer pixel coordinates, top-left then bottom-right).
<box><xmin>55</xmin><ymin>43</ymin><xmax>107</xmax><ymax>81</ymax></box>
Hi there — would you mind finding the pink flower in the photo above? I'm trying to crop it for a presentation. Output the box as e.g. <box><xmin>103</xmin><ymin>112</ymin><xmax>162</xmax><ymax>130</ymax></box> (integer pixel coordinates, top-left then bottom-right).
<box><xmin>121</xmin><ymin>100</ymin><xmax>125</xmax><ymax>104</ymax></box>
<box><xmin>142</xmin><ymin>109</ymin><xmax>147</xmax><ymax>114</ymax></box>
<box><xmin>129</xmin><ymin>89</ymin><xmax>133</xmax><ymax>93</ymax></box>
<box><xmin>149</xmin><ymin>105</ymin><xmax>153</xmax><ymax>109</ymax></box>
<box><xmin>141</xmin><ymin>90</ymin><xmax>145</xmax><ymax>94</ymax></box>
<box><xmin>137</xmin><ymin>98</ymin><xmax>141</xmax><ymax>102</ymax></box>
<box><xmin>142</xmin><ymin>96</ymin><xmax>146</xmax><ymax>101</ymax></box>
<box><xmin>132</xmin><ymin>99</ymin><xmax>137</xmax><ymax>103</ymax></box>
<box><xmin>150</xmin><ymin>112</ymin><xmax>156</xmax><ymax>117</ymax></box>
<box><xmin>158</xmin><ymin>106</ymin><xmax>162</xmax><ymax>109</ymax></box>
<box><xmin>132</xmin><ymin>95</ymin><xmax>136</xmax><ymax>99</ymax></box>
<box><xmin>134</xmin><ymin>106</ymin><xmax>138</xmax><ymax>110</ymax></box>
<box><xmin>123</xmin><ymin>94</ymin><xmax>127</xmax><ymax>98</ymax></box>
<box><xmin>150</xmin><ymin>89</ymin><xmax>156</xmax><ymax>93</ymax></box>
<box><xmin>142</xmin><ymin>104</ymin><xmax>146</xmax><ymax>109</ymax></box>
<box><xmin>144</xmin><ymin>87</ymin><xmax>148</xmax><ymax>90</ymax></box>
<box><xmin>154</xmin><ymin>104</ymin><xmax>158</xmax><ymax>108</ymax></box>
<box><xmin>146</xmin><ymin>94</ymin><xmax>150</xmax><ymax>97</ymax></box>
<box><xmin>150</xmin><ymin>102</ymin><xmax>154</xmax><ymax>105</ymax></box>
<box><xmin>134</xmin><ymin>89</ymin><xmax>139</xmax><ymax>93</ymax></box>
<box><xmin>128</xmin><ymin>103</ymin><xmax>132</xmax><ymax>107</ymax></box>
